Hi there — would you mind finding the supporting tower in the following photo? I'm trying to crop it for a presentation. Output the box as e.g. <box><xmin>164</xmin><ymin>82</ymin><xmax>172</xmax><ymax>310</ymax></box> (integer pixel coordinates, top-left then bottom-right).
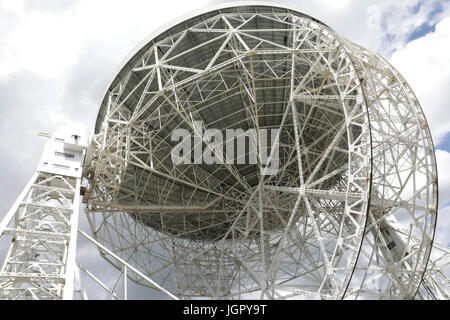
<box><xmin>0</xmin><ymin>129</ymin><xmax>86</xmax><ymax>299</ymax></box>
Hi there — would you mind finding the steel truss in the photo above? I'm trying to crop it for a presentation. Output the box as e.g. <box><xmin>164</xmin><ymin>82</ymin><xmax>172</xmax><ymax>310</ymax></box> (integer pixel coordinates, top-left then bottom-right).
<box><xmin>417</xmin><ymin>242</ymin><xmax>450</xmax><ymax>299</ymax></box>
<box><xmin>0</xmin><ymin>172</ymin><xmax>81</xmax><ymax>299</ymax></box>
<box><xmin>82</xmin><ymin>5</ymin><xmax>446</xmax><ymax>300</ymax></box>
<box><xmin>0</xmin><ymin>4</ymin><xmax>448</xmax><ymax>300</ymax></box>
<box><xmin>340</xmin><ymin>39</ymin><xmax>438</xmax><ymax>299</ymax></box>
<box><xmin>85</xmin><ymin>9</ymin><xmax>373</xmax><ymax>299</ymax></box>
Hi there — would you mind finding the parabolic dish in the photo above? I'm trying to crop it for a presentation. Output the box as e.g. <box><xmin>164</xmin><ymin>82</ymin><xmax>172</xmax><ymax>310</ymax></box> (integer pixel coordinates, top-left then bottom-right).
<box><xmin>84</xmin><ymin>2</ymin><xmax>437</xmax><ymax>299</ymax></box>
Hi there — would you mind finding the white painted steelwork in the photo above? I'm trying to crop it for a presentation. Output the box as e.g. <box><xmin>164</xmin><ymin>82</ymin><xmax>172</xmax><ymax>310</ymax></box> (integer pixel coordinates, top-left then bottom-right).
<box><xmin>82</xmin><ymin>2</ymin><xmax>444</xmax><ymax>300</ymax></box>
<box><xmin>0</xmin><ymin>2</ymin><xmax>448</xmax><ymax>300</ymax></box>
<box><xmin>0</xmin><ymin>129</ymin><xmax>86</xmax><ymax>299</ymax></box>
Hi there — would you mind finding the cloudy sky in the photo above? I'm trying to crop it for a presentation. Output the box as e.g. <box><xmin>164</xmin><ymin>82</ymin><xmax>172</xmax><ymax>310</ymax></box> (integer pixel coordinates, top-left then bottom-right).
<box><xmin>0</xmin><ymin>0</ymin><xmax>450</xmax><ymax>299</ymax></box>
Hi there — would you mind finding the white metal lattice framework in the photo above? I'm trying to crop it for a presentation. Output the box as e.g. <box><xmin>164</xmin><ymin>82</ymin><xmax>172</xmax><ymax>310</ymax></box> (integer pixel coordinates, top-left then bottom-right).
<box><xmin>418</xmin><ymin>242</ymin><xmax>450</xmax><ymax>299</ymax></box>
<box><xmin>0</xmin><ymin>131</ymin><xmax>85</xmax><ymax>299</ymax></box>
<box><xmin>0</xmin><ymin>3</ymin><xmax>448</xmax><ymax>300</ymax></box>
<box><xmin>80</xmin><ymin>3</ymin><xmax>445</xmax><ymax>300</ymax></box>
<box><xmin>340</xmin><ymin>38</ymin><xmax>438</xmax><ymax>299</ymax></box>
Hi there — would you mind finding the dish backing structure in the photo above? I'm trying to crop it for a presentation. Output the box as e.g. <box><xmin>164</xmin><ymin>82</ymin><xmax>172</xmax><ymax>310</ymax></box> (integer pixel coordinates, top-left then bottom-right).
<box><xmin>0</xmin><ymin>2</ymin><xmax>449</xmax><ymax>300</ymax></box>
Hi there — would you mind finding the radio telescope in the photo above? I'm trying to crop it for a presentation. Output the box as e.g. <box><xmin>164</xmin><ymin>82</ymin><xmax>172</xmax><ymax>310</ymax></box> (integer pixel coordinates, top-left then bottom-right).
<box><xmin>0</xmin><ymin>2</ymin><xmax>449</xmax><ymax>300</ymax></box>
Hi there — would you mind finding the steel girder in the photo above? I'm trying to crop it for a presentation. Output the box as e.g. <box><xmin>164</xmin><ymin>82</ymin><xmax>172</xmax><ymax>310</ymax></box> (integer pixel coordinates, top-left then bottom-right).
<box><xmin>79</xmin><ymin>4</ymin><xmax>442</xmax><ymax>300</ymax></box>
<box><xmin>0</xmin><ymin>172</ymin><xmax>81</xmax><ymax>299</ymax></box>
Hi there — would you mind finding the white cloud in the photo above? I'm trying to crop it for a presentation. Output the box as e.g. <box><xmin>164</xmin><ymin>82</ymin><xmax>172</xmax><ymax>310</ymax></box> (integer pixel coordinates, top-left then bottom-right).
<box><xmin>278</xmin><ymin>0</ymin><xmax>450</xmax><ymax>56</ymax></box>
<box><xmin>435</xmin><ymin>205</ymin><xmax>450</xmax><ymax>246</ymax></box>
<box><xmin>0</xmin><ymin>0</ymin><xmax>211</xmax><ymax>172</ymax></box>
<box><xmin>0</xmin><ymin>0</ymin><xmax>211</xmax><ymax>79</ymax></box>
<box><xmin>0</xmin><ymin>0</ymin><xmax>24</xmax><ymax>13</ymax></box>
<box><xmin>390</xmin><ymin>17</ymin><xmax>450</xmax><ymax>146</ymax></box>
<box><xmin>0</xmin><ymin>4</ymin><xmax>81</xmax><ymax>78</ymax></box>
<box><xmin>436</xmin><ymin>149</ymin><xmax>450</xmax><ymax>206</ymax></box>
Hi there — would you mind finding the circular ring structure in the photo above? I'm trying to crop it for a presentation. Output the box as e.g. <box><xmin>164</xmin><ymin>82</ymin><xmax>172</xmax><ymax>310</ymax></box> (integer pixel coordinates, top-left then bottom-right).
<box><xmin>341</xmin><ymin>40</ymin><xmax>438</xmax><ymax>299</ymax></box>
<box><xmin>84</xmin><ymin>2</ymin><xmax>437</xmax><ymax>299</ymax></box>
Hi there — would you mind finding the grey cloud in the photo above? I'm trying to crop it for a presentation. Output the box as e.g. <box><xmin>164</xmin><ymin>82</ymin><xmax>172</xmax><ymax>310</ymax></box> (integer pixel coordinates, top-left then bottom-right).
<box><xmin>0</xmin><ymin>71</ymin><xmax>61</xmax><ymax>213</ymax></box>
<box><xmin>60</xmin><ymin>39</ymin><xmax>124</xmax><ymax>130</ymax></box>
